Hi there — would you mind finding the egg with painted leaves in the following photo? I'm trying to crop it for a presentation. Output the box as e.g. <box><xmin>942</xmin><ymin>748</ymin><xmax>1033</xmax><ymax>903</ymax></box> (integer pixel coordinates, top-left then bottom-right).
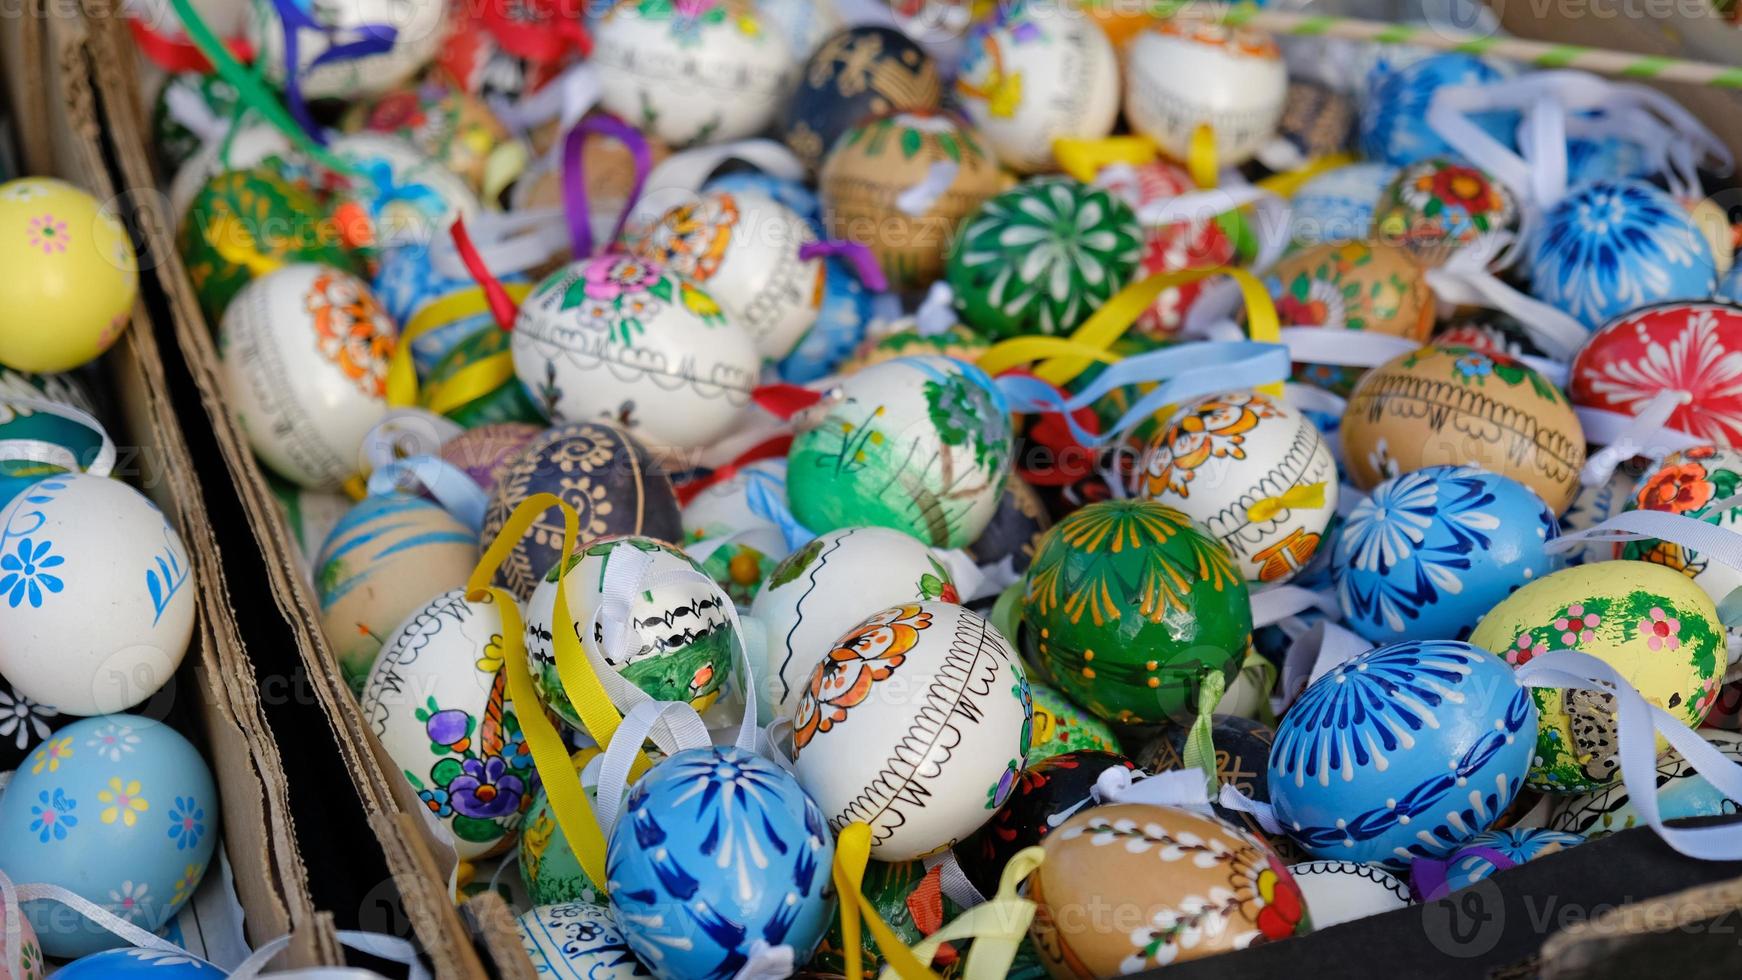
<box><xmin>1263</xmin><ymin>240</ymin><xmax>1435</xmax><ymax>396</ymax></box>
<box><xmin>177</xmin><ymin>167</ymin><xmax>355</xmax><ymax>323</ymax></box>
<box><xmin>1371</xmin><ymin>158</ymin><xmax>1519</xmax><ymax>267</ymax></box>
<box><xmin>1613</xmin><ymin>446</ymin><xmax>1742</xmax><ymax>611</ymax></box>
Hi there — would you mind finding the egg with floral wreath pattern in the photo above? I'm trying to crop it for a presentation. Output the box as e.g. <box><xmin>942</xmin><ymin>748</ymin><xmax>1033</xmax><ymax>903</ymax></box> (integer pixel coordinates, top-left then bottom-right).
<box><xmin>1268</xmin><ymin>640</ymin><xmax>1538</xmax><ymax>865</ymax></box>
<box><xmin>511</xmin><ymin>254</ymin><xmax>759</xmax><ymax>451</ymax></box>
<box><xmin>947</xmin><ymin>177</ymin><xmax>1143</xmax><ymax>340</ymax></box>
<box><xmin>1028</xmin><ymin>804</ymin><xmax>1309</xmax><ymax>975</ymax></box>
<box><xmin>248</xmin><ymin>0</ymin><xmax>448</xmax><ymax>98</ymax></box>
<box><xmin>1568</xmin><ymin>301</ymin><xmax>1742</xmax><ymax>448</ymax></box>
<box><xmin>1263</xmin><ymin>240</ymin><xmax>1435</xmax><ymax>396</ymax></box>
<box><xmin>792</xmin><ymin>601</ymin><xmax>1032</xmax><ymax>860</ymax></box>
<box><xmin>1546</xmin><ymin>729</ymin><xmax>1742</xmax><ymax>838</ymax></box>
<box><xmin>1135</xmin><ymin>389</ymin><xmax>1339</xmax><ymax>584</ymax></box>
<box><xmin>1358</xmin><ymin>53</ymin><xmax>1512</xmax><ymax>167</ymax></box>
<box><xmin>0</xmin><ymin>178</ymin><xmax>138</xmax><ymax>374</ymax></box>
<box><xmin>1288</xmin><ymin>162</ymin><xmax>1398</xmax><ymax>251</ymax></box>
<box><xmin>1022</xmin><ymin>499</ymin><xmax>1253</xmax><ymax>725</ymax></box>
<box><xmin>218</xmin><ymin>264</ymin><xmax>396</xmax><ymax>490</ymax></box>
<box><xmin>1613</xmin><ymin>446</ymin><xmax>1742</xmax><ymax>609</ymax></box>
<box><xmin>1341</xmin><ymin>345</ymin><xmax>1586</xmax><ymax>515</ymax></box>
<box><xmin>1123</xmin><ymin>14</ymin><xmax>1289</xmax><ymax>166</ymax></box>
<box><xmin>1469</xmin><ymin>561</ymin><xmax>1725</xmax><ymax>793</ymax></box>
<box><xmin>359</xmin><ymin>589</ymin><xmax>538</xmax><ymax>860</ymax></box>
<box><xmin>1371</xmin><ymin>158</ymin><xmax>1519</xmax><ymax>267</ymax></box>
<box><xmin>0</xmin><ymin>715</ymin><xmax>219</xmax><ymax>958</ymax></box>
<box><xmin>517</xmin><ymin>903</ymin><xmax>648</xmax><ymax>979</ymax></box>
<box><xmin>178</xmin><ymin>167</ymin><xmax>355</xmax><ymax>322</ymax></box>
<box><xmin>956</xmin><ymin>750</ymin><xmax>1135</xmax><ymax>899</ymax></box>
<box><xmin>787</xmin><ymin>356</ymin><xmax>1014</xmax><ymax>550</ymax></box>
<box><xmin>785</xmin><ymin>25</ymin><xmax>942</xmax><ymax>172</ymax></box>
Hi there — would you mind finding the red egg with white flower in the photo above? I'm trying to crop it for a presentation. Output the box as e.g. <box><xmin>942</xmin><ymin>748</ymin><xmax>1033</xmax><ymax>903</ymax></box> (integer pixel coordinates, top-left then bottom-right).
<box><xmin>1569</xmin><ymin>301</ymin><xmax>1742</xmax><ymax>447</ymax></box>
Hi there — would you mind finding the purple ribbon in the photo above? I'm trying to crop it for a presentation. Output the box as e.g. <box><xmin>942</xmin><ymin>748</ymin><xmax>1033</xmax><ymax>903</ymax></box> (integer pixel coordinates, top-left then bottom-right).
<box><xmin>271</xmin><ymin>0</ymin><xmax>398</xmax><ymax>146</ymax></box>
<box><xmin>798</xmin><ymin>240</ymin><xmax>888</xmax><ymax>294</ymax></box>
<box><xmin>1410</xmin><ymin>845</ymin><xmax>1519</xmax><ymax>903</ymax></box>
<box><xmin>562</xmin><ymin>115</ymin><xmax>653</xmax><ymax>259</ymax></box>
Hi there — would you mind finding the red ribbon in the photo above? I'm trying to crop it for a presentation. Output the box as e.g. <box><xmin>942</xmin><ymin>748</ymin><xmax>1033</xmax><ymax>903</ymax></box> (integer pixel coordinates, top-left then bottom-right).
<box><xmin>476</xmin><ymin>0</ymin><xmax>593</xmax><ymax>63</ymax></box>
<box><xmin>750</xmin><ymin>383</ymin><xmax>824</xmax><ymax>421</ymax></box>
<box><xmin>129</xmin><ymin>17</ymin><xmax>254</xmax><ymax>73</ymax></box>
<box><xmin>672</xmin><ymin>435</ymin><xmax>794</xmax><ymax>507</ymax></box>
<box><xmin>450</xmin><ymin>218</ymin><xmax>522</xmax><ymax>331</ymax></box>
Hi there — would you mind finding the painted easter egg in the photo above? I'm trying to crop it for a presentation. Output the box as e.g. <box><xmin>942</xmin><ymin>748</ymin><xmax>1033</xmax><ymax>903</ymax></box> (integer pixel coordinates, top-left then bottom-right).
<box><xmin>591</xmin><ymin>0</ymin><xmax>795</xmax><ymax>147</ymax></box>
<box><xmin>778</xmin><ymin>254</ymin><xmax>881</xmax><ymax>383</ymax></box>
<box><xmin>511</xmin><ymin>255</ymin><xmax>759</xmax><ymax>450</ymax></box>
<box><xmin>1428</xmin><ymin>827</ymin><xmax>1584</xmax><ymax>897</ymax></box>
<box><xmin>1135</xmin><ymin>389</ymin><xmax>1339</xmax><ymax>584</ymax></box>
<box><xmin>1288</xmin><ymin>162</ymin><xmax>1399</xmax><ymax>251</ymax></box>
<box><xmin>522</xmin><ymin>537</ymin><xmax>735</xmax><ymax>726</ymax></box>
<box><xmin>1469</xmin><ymin>561</ymin><xmax>1725</xmax><ymax>793</ymax></box>
<box><xmin>1568</xmin><ymin>301</ymin><xmax>1742</xmax><ymax>447</ymax></box>
<box><xmin>0</xmin><ymin>715</ymin><xmax>218</xmax><ymax>958</ymax></box>
<box><xmin>329</xmin><ymin>134</ymin><xmax>481</xmax><ymax>257</ymax></box>
<box><xmin>1371</xmin><ymin>158</ymin><xmax>1519</xmax><ymax>267</ymax></box>
<box><xmin>1124</xmin><ymin>15</ymin><xmax>1288</xmax><ymax>166</ymax></box>
<box><xmin>0</xmin><ymin>473</ymin><xmax>195</xmax><ymax>715</ymax></box>
<box><xmin>632</xmin><ymin>190</ymin><xmax>824</xmax><ymax>360</ymax></box>
<box><xmin>1269</xmin><ymin>640</ymin><xmax>1538</xmax><ymax>865</ymax></box>
<box><xmin>785</xmin><ymin>26</ymin><xmax>942</xmax><ymax>172</ymax></box>
<box><xmin>1029</xmin><ymin>804</ymin><xmax>1309</xmax><ymax>974</ymax></box>
<box><xmin>248</xmin><ymin>0</ymin><xmax>447</xmax><ymax>98</ymax></box>
<box><xmin>0</xmin><ymin>369</ymin><xmax>103</xmax><ymax>509</ymax></box>
<box><xmin>268</xmin><ymin>477</ymin><xmax>353</xmax><ymax>576</ymax></box>
<box><xmin>819</xmin><ymin>111</ymin><xmax>1004</xmax><ymax>292</ymax></box>
<box><xmin>810</xmin><ymin>857</ymin><xmax>963</xmax><ymax>980</ymax></box>
<box><xmin>1285</xmin><ymin>861</ymin><xmax>1411</xmax><ymax>929</ymax></box>
<box><xmin>608</xmin><ymin>745</ymin><xmax>834</xmax><ymax>978</ymax></box>
<box><xmin>791</xmin><ymin>601</ymin><xmax>1031</xmax><ymax>859</ymax></box>
<box><xmin>1613</xmin><ymin>446</ymin><xmax>1742</xmax><ymax>609</ymax></box>
<box><xmin>0</xmin><ymin>178</ymin><xmax>137</xmax><ymax>374</ymax></box>
<box><xmin>341</xmin><ymin>77</ymin><xmax>513</xmax><ymax>195</ymax></box>
<box><xmin>313</xmin><ymin>493</ymin><xmax>477</xmax><ymax>692</ymax></box>
<box><xmin>1528</xmin><ymin>180</ymin><xmax>1716</xmax><ymax>330</ymax></box>
<box><xmin>421</xmin><ymin>327</ymin><xmax>546</xmax><ymax>428</ymax></box>
<box><xmin>680</xmin><ymin>458</ymin><xmax>789</xmax><ymax>606</ymax></box>
<box><xmin>1270</xmin><ymin>79</ymin><xmax>1357</xmax><ymax>167</ymax></box>
<box><xmin>956</xmin><ymin>750</ymin><xmax>1135</xmax><ymax>899</ymax></box>
<box><xmin>1094</xmin><ymin>160</ymin><xmax>1238</xmax><ymax>336</ymax></box>
<box><xmin>439</xmin><ymin>422</ymin><xmax>540</xmax><ymax>494</ymax></box>
<box><xmin>166</xmin><ymin>120</ymin><xmax>303</xmax><ymax>222</ymax></box>
<box><xmin>218</xmin><ymin>264</ymin><xmax>395</xmax><ymax>490</ymax></box>
<box><xmin>178</xmin><ymin>167</ymin><xmax>355</xmax><ymax>322</ymax></box>
<box><xmin>1434</xmin><ymin>310</ymin><xmax>1549</xmax><ymax>362</ymax></box>
<box><xmin>1546</xmin><ymin>729</ymin><xmax>1742</xmax><ymax>838</ymax></box>
<box><xmin>1359</xmin><ymin>54</ymin><xmax>1511</xmax><ymax>167</ymax></box>
<box><xmin>787</xmin><ymin>355</ymin><xmax>1014</xmax><ymax>549</ymax></box>
<box><xmin>955</xmin><ymin>1</ymin><xmax>1120</xmax><ymax>173</ymax></box>
<box><xmin>359</xmin><ymin>590</ymin><xmax>537</xmax><ymax>859</ymax></box>
<box><xmin>517</xmin><ymin>903</ymin><xmax>649</xmax><ymax>979</ymax></box>
<box><xmin>1333</xmin><ymin>466</ymin><xmax>1563</xmax><ymax>645</ymax></box>
<box><xmin>1021</xmin><ymin>500</ymin><xmax>1253</xmax><ymax>725</ymax></box>
<box><xmin>1341</xmin><ymin>345</ymin><xmax>1585</xmax><ymax>514</ymax></box>
<box><xmin>948</xmin><ymin>177</ymin><xmax>1143</xmax><ymax>340</ymax></box>
<box><xmin>518</xmin><ymin>778</ymin><xmax>605</xmax><ymax>908</ymax></box>
<box><xmin>704</xmin><ymin>171</ymin><xmax>824</xmax><ymax>232</ymax></box>
<box><xmin>49</xmin><ymin>949</ymin><xmax>226</xmax><ymax>978</ymax></box>
<box><xmin>0</xmin><ymin>884</ymin><xmax>44</xmax><ymax>980</ymax></box>
<box><xmin>966</xmin><ymin>478</ymin><xmax>1053</xmax><ymax>581</ymax></box>
<box><xmin>1134</xmin><ymin>713</ymin><xmax>1296</xmax><ymax>860</ymax></box>
<box><xmin>751</xmin><ymin>526</ymin><xmax>958</xmax><ymax>722</ymax></box>
<box><xmin>1263</xmin><ymin>240</ymin><xmax>1435</xmax><ymax>396</ymax></box>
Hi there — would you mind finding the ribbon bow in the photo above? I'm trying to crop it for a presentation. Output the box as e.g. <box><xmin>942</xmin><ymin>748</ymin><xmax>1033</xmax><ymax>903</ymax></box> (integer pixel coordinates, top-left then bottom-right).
<box><xmin>1246</xmin><ymin>482</ymin><xmax>1329</xmax><ymax>523</ymax></box>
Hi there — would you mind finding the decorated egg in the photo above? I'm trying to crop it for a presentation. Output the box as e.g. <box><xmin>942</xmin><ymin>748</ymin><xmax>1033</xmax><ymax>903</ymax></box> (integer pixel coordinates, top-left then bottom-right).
<box><xmin>1288</xmin><ymin>162</ymin><xmax>1399</xmax><ymax>251</ymax></box>
<box><xmin>1469</xmin><ymin>561</ymin><xmax>1725</xmax><ymax>793</ymax></box>
<box><xmin>954</xmin><ymin>1</ymin><xmax>1120</xmax><ymax>173</ymax></box>
<box><xmin>329</xmin><ymin>134</ymin><xmax>481</xmax><ymax>257</ymax></box>
<box><xmin>778</xmin><ymin>254</ymin><xmax>881</xmax><ymax>383</ymax></box>
<box><xmin>49</xmin><ymin>949</ymin><xmax>226</xmax><ymax>978</ymax></box>
<box><xmin>1285</xmin><ymin>861</ymin><xmax>1411</xmax><ymax>929</ymax></box>
<box><xmin>313</xmin><ymin>493</ymin><xmax>477</xmax><ymax>691</ymax></box>
<box><xmin>591</xmin><ymin>0</ymin><xmax>795</xmax><ymax>147</ymax></box>
<box><xmin>372</xmin><ymin>241</ymin><xmax>527</xmax><ymax>374</ymax></box>
<box><xmin>1333</xmin><ymin>466</ymin><xmax>1563</xmax><ymax>644</ymax></box>
<box><xmin>1096</xmin><ymin>160</ymin><xmax>1238</xmax><ymax>336</ymax></box>
<box><xmin>1424</xmin><ymin>827</ymin><xmax>1584</xmax><ymax>898</ymax></box>
<box><xmin>1263</xmin><ymin>241</ymin><xmax>1435</xmax><ymax>395</ymax></box>
<box><xmin>1528</xmin><ymin>180</ymin><xmax>1716</xmax><ymax>330</ymax></box>
<box><xmin>680</xmin><ymin>458</ymin><xmax>789</xmax><ymax>606</ymax></box>
<box><xmin>517</xmin><ymin>903</ymin><xmax>649</xmax><ymax>979</ymax></box>
<box><xmin>751</xmin><ymin>526</ymin><xmax>958</xmax><ymax>721</ymax></box>
<box><xmin>1547</xmin><ymin>729</ymin><xmax>1742</xmax><ymax>837</ymax></box>
<box><xmin>1434</xmin><ymin>310</ymin><xmax>1549</xmax><ymax>361</ymax></box>
<box><xmin>785</xmin><ymin>26</ymin><xmax>942</xmax><ymax>172</ymax></box>
<box><xmin>703</xmin><ymin>170</ymin><xmax>823</xmax><ymax>232</ymax></box>
<box><xmin>523</xmin><ymin>537</ymin><xmax>735</xmax><ymax>726</ymax></box>
<box><xmin>248</xmin><ymin>0</ymin><xmax>448</xmax><ymax>99</ymax></box>
<box><xmin>1568</xmin><ymin>301</ymin><xmax>1742</xmax><ymax>446</ymax></box>
<box><xmin>948</xmin><ymin>177</ymin><xmax>1143</xmax><ymax>340</ymax></box>
<box><xmin>439</xmin><ymin>422</ymin><xmax>540</xmax><ymax>493</ymax></box>
<box><xmin>0</xmin><ymin>178</ymin><xmax>137</xmax><ymax>374</ymax></box>
<box><xmin>218</xmin><ymin>264</ymin><xmax>395</xmax><ymax>490</ymax></box>
<box><xmin>1029</xmin><ymin>804</ymin><xmax>1309</xmax><ymax>973</ymax></box>
<box><xmin>632</xmin><ymin>190</ymin><xmax>824</xmax><ymax>360</ymax></box>
<box><xmin>957</xmin><ymin>750</ymin><xmax>1135</xmax><ymax>898</ymax></box>
<box><xmin>1135</xmin><ymin>389</ymin><xmax>1339</xmax><ymax>584</ymax></box>
<box><xmin>152</xmin><ymin>73</ymin><xmax>242</xmax><ymax>175</ymax></box>
<box><xmin>510</xmin><ymin>255</ymin><xmax>759</xmax><ymax>450</ymax></box>
<box><xmin>0</xmin><ymin>369</ymin><xmax>104</xmax><ymax>508</ymax></box>
<box><xmin>1270</xmin><ymin>79</ymin><xmax>1358</xmax><ymax>165</ymax></box>
<box><xmin>422</xmin><ymin>327</ymin><xmax>546</xmax><ymax>427</ymax></box>
<box><xmin>167</xmin><ymin>121</ymin><xmax>299</xmax><ymax>220</ymax></box>
<box><xmin>1022</xmin><ymin>500</ymin><xmax>1253</xmax><ymax>725</ymax></box>
<box><xmin>1269</xmin><ymin>640</ymin><xmax>1538</xmax><ymax>864</ymax></box>
<box><xmin>0</xmin><ymin>714</ymin><xmax>218</xmax><ymax>958</ymax></box>
<box><xmin>786</xmin><ymin>355</ymin><xmax>1014</xmax><ymax>549</ymax></box>
<box><xmin>1612</xmin><ymin>446</ymin><xmax>1742</xmax><ymax>608</ymax></box>
<box><xmin>519</xmin><ymin>779</ymin><xmax>605</xmax><ymax>907</ymax></box>
<box><xmin>0</xmin><ymin>473</ymin><xmax>195</xmax><ymax>715</ymax></box>
<box><xmin>1028</xmin><ymin>683</ymin><xmax>1118</xmax><ymax>761</ymax></box>
<box><xmin>1124</xmin><ymin>15</ymin><xmax>1288</xmax><ymax>166</ymax></box>
<box><xmin>478</xmin><ymin>421</ymin><xmax>681</xmax><ymax>599</ymax></box>
<box><xmin>1341</xmin><ymin>345</ymin><xmax>1585</xmax><ymax>514</ymax></box>
<box><xmin>810</xmin><ymin>857</ymin><xmax>962</xmax><ymax>980</ymax></box>
<box><xmin>608</xmin><ymin>745</ymin><xmax>835</xmax><ymax>978</ymax></box>
<box><xmin>819</xmin><ymin>111</ymin><xmax>1003</xmax><ymax>292</ymax></box>
<box><xmin>1359</xmin><ymin>53</ymin><xmax>1511</xmax><ymax>167</ymax></box>
<box><xmin>0</xmin><ymin>879</ymin><xmax>43</xmax><ymax>980</ymax></box>
<box><xmin>1134</xmin><ymin>713</ymin><xmax>1296</xmax><ymax>860</ymax></box>
<box><xmin>966</xmin><ymin>478</ymin><xmax>1053</xmax><ymax>581</ymax></box>
<box><xmin>841</xmin><ymin>322</ymin><xmax>989</xmax><ymax>375</ymax></box>
<box><xmin>1371</xmin><ymin>158</ymin><xmax>1518</xmax><ymax>267</ymax></box>
<box><xmin>178</xmin><ymin>167</ymin><xmax>355</xmax><ymax>322</ymax></box>
<box><xmin>792</xmin><ymin>601</ymin><xmax>1031</xmax><ymax>859</ymax></box>
<box><xmin>342</xmin><ymin>77</ymin><xmax>514</xmax><ymax>195</ymax></box>
<box><xmin>359</xmin><ymin>589</ymin><xmax>537</xmax><ymax>859</ymax></box>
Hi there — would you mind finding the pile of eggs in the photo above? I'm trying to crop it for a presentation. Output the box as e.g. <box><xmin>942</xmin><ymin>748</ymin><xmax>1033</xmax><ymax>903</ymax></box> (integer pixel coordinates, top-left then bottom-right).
<box><xmin>69</xmin><ymin>0</ymin><xmax>1742</xmax><ymax>972</ymax></box>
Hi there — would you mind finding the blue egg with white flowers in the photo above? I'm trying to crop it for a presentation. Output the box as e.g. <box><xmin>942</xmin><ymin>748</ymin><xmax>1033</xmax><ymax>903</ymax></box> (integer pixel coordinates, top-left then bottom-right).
<box><xmin>1269</xmin><ymin>640</ymin><xmax>1538</xmax><ymax>867</ymax></box>
<box><xmin>1333</xmin><ymin>466</ymin><xmax>1563</xmax><ymax>645</ymax></box>
<box><xmin>607</xmin><ymin>745</ymin><xmax>834</xmax><ymax>980</ymax></box>
<box><xmin>1419</xmin><ymin>827</ymin><xmax>1584</xmax><ymax>899</ymax></box>
<box><xmin>49</xmin><ymin>947</ymin><xmax>227</xmax><ymax>978</ymax></box>
<box><xmin>1359</xmin><ymin>54</ymin><xmax>1514</xmax><ymax>167</ymax></box>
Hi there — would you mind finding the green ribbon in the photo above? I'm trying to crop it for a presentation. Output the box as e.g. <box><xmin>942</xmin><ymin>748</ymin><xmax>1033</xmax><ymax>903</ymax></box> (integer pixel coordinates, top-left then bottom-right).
<box><xmin>1180</xmin><ymin>667</ymin><xmax>1227</xmax><ymax>797</ymax></box>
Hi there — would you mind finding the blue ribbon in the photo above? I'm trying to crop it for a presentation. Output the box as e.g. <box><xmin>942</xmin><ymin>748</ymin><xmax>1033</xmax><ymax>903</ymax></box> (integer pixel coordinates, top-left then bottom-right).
<box><xmin>366</xmin><ymin>455</ymin><xmax>489</xmax><ymax>533</ymax></box>
<box><xmin>744</xmin><ymin>469</ymin><xmax>815</xmax><ymax>554</ymax></box>
<box><xmin>270</xmin><ymin>0</ymin><xmax>398</xmax><ymax>146</ymax></box>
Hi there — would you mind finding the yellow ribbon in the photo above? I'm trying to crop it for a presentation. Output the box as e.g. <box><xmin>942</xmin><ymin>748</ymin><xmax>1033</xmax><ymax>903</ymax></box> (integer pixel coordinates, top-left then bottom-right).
<box><xmin>1187</xmin><ymin>123</ymin><xmax>1218</xmax><ymax>190</ymax></box>
<box><xmin>1052</xmin><ymin>135</ymin><xmax>1159</xmax><ymax>184</ymax></box>
<box><xmin>1245</xmin><ymin>481</ymin><xmax>1328</xmax><ymax>523</ymax></box>
<box><xmin>881</xmin><ymin>847</ymin><xmax>1047</xmax><ymax>980</ymax></box>
<box><xmin>422</xmin><ymin>353</ymin><xmax>517</xmax><ymax>418</ymax></box>
<box><xmin>832</xmin><ymin>824</ymin><xmax>941</xmax><ymax>980</ymax></box>
<box><xmin>1256</xmin><ymin>152</ymin><xmax>1359</xmax><ymax>200</ymax></box>
<box><xmin>340</xmin><ymin>475</ymin><xmax>368</xmax><ymax>502</ymax></box>
<box><xmin>205</xmin><ymin>214</ymin><xmax>284</xmax><ymax>279</ymax></box>
<box><xmin>385</xmin><ymin>282</ymin><xmax>534</xmax><ymax>408</ymax></box>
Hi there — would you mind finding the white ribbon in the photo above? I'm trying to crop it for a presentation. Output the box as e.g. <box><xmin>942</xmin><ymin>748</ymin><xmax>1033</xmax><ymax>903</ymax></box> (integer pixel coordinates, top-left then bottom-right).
<box><xmin>0</xmin><ymin>395</ymin><xmax>117</xmax><ymax>478</ymax></box>
<box><xmin>1</xmin><ymin>870</ymin><xmax>194</xmax><ymax>978</ymax></box>
<box><xmin>492</xmin><ymin>62</ymin><xmax>602</xmax><ymax>141</ymax></box>
<box><xmin>1093</xmin><ymin>767</ymin><xmax>1219</xmax><ymax>818</ymax></box>
<box><xmin>923</xmin><ymin>850</ymin><xmax>989</xmax><ymax>911</ymax></box>
<box><xmin>228</xmin><ymin>931</ymin><xmax>429</xmax><ymax>980</ymax></box>
<box><xmin>1574</xmin><ymin>403</ymin><xmax>1705</xmax><ymax>456</ymax></box>
<box><xmin>1279</xmin><ymin>327</ymin><xmax>1422</xmax><ymax>368</ymax></box>
<box><xmin>163</xmin><ymin>80</ymin><xmax>231</xmax><ymax>147</ymax></box>
<box><xmin>1424</xmin><ymin>233</ymin><xmax>1591</xmax><ymax>359</ymax></box>
<box><xmin>1577</xmin><ymin>390</ymin><xmax>1696</xmax><ymax>486</ymax></box>
<box><xmin>897</xmin><ymin>160</ymin><xmax>960</xmax><ymax>217</ymax></box>
<box><xmin>1216</xmin><ymin>783</ymin><xmax>1285</xmax><ymax>836</ymax></box>
<box><xmin>1250</xmin><ymin>583</ymin><xmax>1343</xmax><ymax>629</ymax></box>
<box><xmin>427</xmin><ymin>206</ymin><xmax>570</xmax><ymax>280</ymax></box>
<box><xmin>1279</xmin><ymin>621</ymin><xmax>1374</xmax><ymax>712</ymax></box>
<box><xmin>593</xmin><ymin>699</ymin><xmax>713</xmax><ymax>834</ymax></box>
<box><xmin>625</xmin><ymin>139</ymin><xmax>807</xmax><ymax>233</ymax></box>
<box><xmin>364</xmin><ymin>457</ymin><xmax>490</xmax><ymax>533</ymax></box>
<box><xmin>1545</xmin><ymin>507</ymin><xmax>1742</xmax><ymax>568</ymax></box>
<box><xmin>733</xmin><ymin>940</ymin><xmax>796</xmax><ymax>980</ymax></box>
<box><xmin>915</xmin><ymin>282</ymin><xmax>957</xmax><ymax>336</ymax></box>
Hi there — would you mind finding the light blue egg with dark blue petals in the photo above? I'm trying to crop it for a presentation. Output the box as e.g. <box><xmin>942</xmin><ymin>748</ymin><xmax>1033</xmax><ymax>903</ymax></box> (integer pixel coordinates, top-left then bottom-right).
<box><xmin>1359</xmin><ymin>54</ymin><xmax>1514</xmax><ymax>167</ymax></box>
<box><xmin>607</xmin><ymin>745</ymin><xmax>834</xmax><ymax>980</ymax></box>
<box><xmin>49</xmin><ymin>947</ymin><xmax>226</xmax><ymax>978</ymax></box>
<box><xmin>1269</xmin><ymin>640</ymin><xmax>1538</xmax><ymax>867</ymax></box>
<box><xmin>1432</xmin><ymin>827</ymin><xmax>1584</xmax><ymax>896</ymax></box>
<box><xmin>1333</xmin><ymin>466</ymin><xmax>1562</xmax><ymax>644</ymax></box>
